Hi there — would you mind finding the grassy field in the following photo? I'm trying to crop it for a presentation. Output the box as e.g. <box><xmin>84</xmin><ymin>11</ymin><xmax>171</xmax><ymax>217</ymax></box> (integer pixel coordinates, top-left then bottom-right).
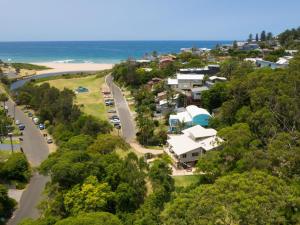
<box><xmin>174</xmin><ymin>175</ymin><xmax>200</xmax><ymax>187</ymax></box>
<box><xmin>41</xmin><ymin>75</ymin><xmax>107</xmax><ymax>120</ymax></box>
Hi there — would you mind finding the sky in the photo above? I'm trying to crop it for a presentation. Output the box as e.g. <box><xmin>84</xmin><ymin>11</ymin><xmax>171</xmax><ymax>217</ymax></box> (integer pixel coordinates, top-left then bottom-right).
<box><xmin>1</xmin><ymin>0</ymin><xmax>299</xmax><ymax>41</ymax></box>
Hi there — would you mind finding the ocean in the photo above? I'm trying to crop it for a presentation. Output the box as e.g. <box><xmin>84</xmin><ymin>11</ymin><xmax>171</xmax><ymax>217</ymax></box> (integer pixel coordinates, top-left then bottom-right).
<box><xmin>0</xmin><ymin>41</ymin><xmax>232</xmax><ymax>64</ymax></box>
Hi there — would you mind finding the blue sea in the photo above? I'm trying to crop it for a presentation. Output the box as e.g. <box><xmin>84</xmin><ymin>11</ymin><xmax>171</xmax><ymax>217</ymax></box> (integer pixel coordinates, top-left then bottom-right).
<box><xmin>0</xmin><ymin>41</ymin><xmax>232</xmax><ymax>64</ymax></box>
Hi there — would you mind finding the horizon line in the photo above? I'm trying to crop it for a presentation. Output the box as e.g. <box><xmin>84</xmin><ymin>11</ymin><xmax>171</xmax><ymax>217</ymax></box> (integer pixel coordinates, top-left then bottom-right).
<box><xmin>0</xmin><ymin>39</ymin><xmax>235</xmax><ymax>43</ymax></box>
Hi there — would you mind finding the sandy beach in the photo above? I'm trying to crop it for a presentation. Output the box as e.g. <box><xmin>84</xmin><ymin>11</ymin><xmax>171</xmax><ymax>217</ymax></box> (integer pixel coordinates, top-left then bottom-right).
<box><xmin>35</xmin><ymin>63</ymin><xmax>114</xmax><ymax>74</ymax></box>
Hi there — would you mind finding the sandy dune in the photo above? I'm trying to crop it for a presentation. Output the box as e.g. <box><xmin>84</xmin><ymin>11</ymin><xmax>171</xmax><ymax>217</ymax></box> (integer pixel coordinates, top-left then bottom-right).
<box><xmin>35</xmin><ymin>63</ymin><xmax>114</xmax><ymax>74</ymax></box>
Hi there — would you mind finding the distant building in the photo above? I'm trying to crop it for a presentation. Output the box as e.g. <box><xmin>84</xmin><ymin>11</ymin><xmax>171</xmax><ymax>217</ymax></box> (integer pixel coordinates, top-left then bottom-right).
<box><xmin>239</xmin><ymin>43</ymin><xmax>260</xmax><ymax>51</ymax></box>
<box><xmin>159</xmin><ymin>56</ymin><xmax>175</xmax><ymax>68</ymax></box>
<box><xmin>165</xmin><ymin>125</ymin><xmax>223</xmax><ymax>167</ymax></box>
<box><xmin>179</xmin><ymin>65</ymin><xmax>220</xmax><ymax>75</ymax></box>
<box><xmin>245</xmin><ymin>57</ymin><xmax>292</xmax><ymax>69</ymax></box>
<box><xmin>169</xmin><ymin>105</ymin><xmax>211</xmax><ymax>131</ymax></box>
<box><xmin>180</xmin><ymin>47</ymin><xmax>211</xmax><ymax>55</ymax></box>
<box><xmin>168</xmin><ymin>73</ymin><xmax>204</xmax><ymax>90</ymax></box>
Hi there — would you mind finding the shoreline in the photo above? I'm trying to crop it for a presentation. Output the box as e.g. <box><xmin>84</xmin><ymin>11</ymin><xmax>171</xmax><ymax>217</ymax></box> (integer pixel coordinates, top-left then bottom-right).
<box><xmin>34</xmin><ymin>62</ymin><xmax>114</xmax><ymax>75</ymax></box>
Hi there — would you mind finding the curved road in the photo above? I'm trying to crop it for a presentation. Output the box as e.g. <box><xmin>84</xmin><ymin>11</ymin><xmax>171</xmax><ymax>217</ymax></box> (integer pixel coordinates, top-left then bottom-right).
<box><xmin>7</xmin><ymin>71</ymin><xmax>96</xmax><ymax>224</ymax></box>
<box><xmin>6</xmin><ymin>98</ymin><xmax>50</xmax><ymax>225</ymax></box>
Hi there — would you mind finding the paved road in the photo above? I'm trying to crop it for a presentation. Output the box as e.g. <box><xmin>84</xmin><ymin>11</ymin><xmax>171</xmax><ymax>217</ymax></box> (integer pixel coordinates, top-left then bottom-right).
<box><xmin>105</xmin><ymin>75</ymin><xmax>136</xmax><ymax>142</ymax></box>
<box><xmin>5</xmin><ymin>98</ymin><xmax>50</xmax><ymax>225</ymax></box>
<box><xmin>10</xmin><ymin>71</ymin><xmax>98</xmax><ymax>90</ymax></box>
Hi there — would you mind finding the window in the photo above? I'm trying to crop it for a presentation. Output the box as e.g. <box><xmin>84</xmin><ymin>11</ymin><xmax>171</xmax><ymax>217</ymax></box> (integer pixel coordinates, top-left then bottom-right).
<box><xmin>181</xmin><ymin>154</ymin><xmax>187</xmax><ymax>158</ymax></box>
<box><xmin>192</xmin><ymin>152</ymin><xmax>199</xmax><ymax>157</ymax></box>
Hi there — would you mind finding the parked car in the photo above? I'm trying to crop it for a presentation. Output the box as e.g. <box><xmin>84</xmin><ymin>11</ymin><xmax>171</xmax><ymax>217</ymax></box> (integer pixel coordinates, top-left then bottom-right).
<box><xmin>39</xmin><ymin>124</ymin><xmax>45</xmax><ymax>130</ymax></box>
<box><xmin>114</xmin><ymin>123</ymin><xmax>121</xmax><ymax>128</ymax></box>
<box><xmin>15</xmin><ymin>120</ymin><xmax>20</xmax><ymax>125</ymax></box>
<box><xmin>105</xmin><ymin>101</ymin><xmax>114</xmax><ymax>106</ymax></box>
<box><xmin>47</xmin><ymin>138</ymin><xmax>53</xmax><ymax>144</ymax></box>
<box><xmin>107</xmin><ymin>109</ymin><xmax>116</xmax><ymax>113</ymax></box>
<box><xmin>18</xmin><ymin>124</ymin><xmax>26</xmax><ymax>130</ymax></box>
<box><xmin>28</xmin><ymin>112</ymin><xmax>33</xmax><ymax>117</ymax></box>
<box><xmin>110</xmin><ymin>119</ymin><xmax>121</xmax><ymax>124</ymax></box>
<box><xmin>111</xmin><ymin>115</ymin><xmax>119</xmax><ymax>120</ymax></box>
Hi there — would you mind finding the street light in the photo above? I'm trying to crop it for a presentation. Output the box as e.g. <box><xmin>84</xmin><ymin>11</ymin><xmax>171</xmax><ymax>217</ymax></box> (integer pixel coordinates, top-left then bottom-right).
<box><xmin>8</xmin><ymin>132</ymin><xmax>13</xmax><ymax>153</ymax></box>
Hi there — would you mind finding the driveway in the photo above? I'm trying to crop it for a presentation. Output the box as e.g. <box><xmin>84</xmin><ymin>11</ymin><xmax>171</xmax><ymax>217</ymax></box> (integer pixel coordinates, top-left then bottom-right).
<box><xmin>5</xmin><ymin>98</ymin><xmax>50</xmax><ymax>225</ymax></box>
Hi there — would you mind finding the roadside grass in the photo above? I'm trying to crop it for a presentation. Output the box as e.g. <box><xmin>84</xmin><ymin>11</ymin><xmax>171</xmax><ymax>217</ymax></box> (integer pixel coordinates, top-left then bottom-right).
<box><xmin>2</xmin><ymin>138</ymin><xmax>20</xmax><ymax>145</ymax></box>
<box><xmin>40</xmin><ymin>75</ymin><xmax>107</xmax><ymax>120</ymax></box>
<box><xmin>0</xmin><ymin>150</ymin><xmax>11</xmax><ymax>162</ymax></box>
<box><xmin>173</xmin><ymin>175</ymin><xmax>200</xmax><ymax>187</ymax></box>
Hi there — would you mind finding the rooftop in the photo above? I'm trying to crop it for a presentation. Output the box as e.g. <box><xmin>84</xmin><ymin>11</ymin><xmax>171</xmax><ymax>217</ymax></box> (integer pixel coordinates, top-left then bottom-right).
<box><xmin>177</xmin><ymin>73</ymin><xmax>204</xmax><ymax>80</ymax></box>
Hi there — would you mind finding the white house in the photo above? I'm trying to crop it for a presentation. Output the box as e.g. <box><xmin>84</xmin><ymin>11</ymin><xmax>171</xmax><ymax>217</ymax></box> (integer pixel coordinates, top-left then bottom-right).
<box><xmin>168</xmin><ymin>73</ymin><xmax>204</xmax><ymax>90</ymax></box>
<box><xmin>165</xmin><ymin>125</ymin><xmax>223</xmax><ymax>167</ymax></box>
<box><xmin>206</xmin><ymin>76</ymin><xmax>227</xmax><ymax>87</ymax></box>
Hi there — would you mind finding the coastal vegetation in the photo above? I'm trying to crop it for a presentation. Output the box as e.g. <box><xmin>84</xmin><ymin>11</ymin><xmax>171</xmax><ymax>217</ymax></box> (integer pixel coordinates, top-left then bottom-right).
<box><xmin>11</xmin><ymin>63</ymin><xmax>50</xmax><ymax>71</ymax></box>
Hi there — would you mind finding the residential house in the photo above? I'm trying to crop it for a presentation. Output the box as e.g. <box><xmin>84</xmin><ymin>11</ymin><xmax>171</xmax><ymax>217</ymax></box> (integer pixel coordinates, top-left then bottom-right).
<box><xmin>146</xmin><ymin>77</ymin><xmax>163</xmax><ymax>90</ymax></box>
<box><xmin>191</xmin><ymin>86</ymin><xmax>209</xmax><ymax>100</ymax></box>
<box><xmin>159</xmin><ymin>56</ymin><xmax>175</xmax><ymax>68</ymax></box>
<box><xmin>169</xmin><ymin>105</ymin><xmax>211</xmax><ymax>131</ymax></box>
<box><xmin>179</xmin><ymin>65</ymin><xmax>220</xmax><ymax>75</ymax></box>
<box><xmin>206</xmin><ymin>76</ymin><xmax>227</xmax><ymax>87</ymax></box>
<box><xmin>165</xmin><ymin>125</ymin><xmax>223</xmax><ymax>167</ymax></box>
<box><xmin>180</xmin><ymin>47</ymin><xmax>211</xmax><ymax>55</ymax></box>
<box><xmin>156</xmin><ymin>94</ymin><xmax>179</xmax><ymax>114</ymax></box>
<box><xmin>168</xmin><ymin>73</ymin><xmax>204</xmax><ymax>90</ymax></box>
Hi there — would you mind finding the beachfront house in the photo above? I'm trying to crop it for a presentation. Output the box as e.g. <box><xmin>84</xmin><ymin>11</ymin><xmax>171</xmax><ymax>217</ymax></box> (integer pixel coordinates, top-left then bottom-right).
<box><xmin>168</xmin><ymin>73</ymin><xmax>204</xmax><ymax>90</ymax></box>
<box><xmin>165</xmin><ymin>125</ymin><xmax>223</xmax><ymax>167</ymax></box>
<box><xmin>169</xmin><ymin>105</ymin><xmax>211</xmax><ymax>132</ymax></box>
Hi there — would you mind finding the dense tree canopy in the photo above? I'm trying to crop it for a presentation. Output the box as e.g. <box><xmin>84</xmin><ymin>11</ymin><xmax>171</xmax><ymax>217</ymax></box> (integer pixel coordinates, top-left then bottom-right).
<box><xmin>161</xmin><ymin>171</ymin><xmax>300</xmax><ymax>225</ymax></box>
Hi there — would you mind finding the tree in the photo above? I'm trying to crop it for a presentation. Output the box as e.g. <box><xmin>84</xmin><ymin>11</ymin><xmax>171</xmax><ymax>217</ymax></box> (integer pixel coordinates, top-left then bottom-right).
<box><xmin>0</xmin><ymin>93</ymin><xmax>8</xmax><ymax>108</ymax></box>
<box><xmin>233</xmin><ymin>40</ymin><xmax>238</xmax><ymax>49</ymax></box>
<box><xmin>0</xmin><ymin>185</ymin><xmax>16</xmax><ymax>225</ymax></box>
<box><xmin>201</xmin><ymin>83</ymin><xmax>228</xmax><ymax>112</ymax></box>
<box><xmin>260</xmin><ymin>30</ymin><xmax>266</xmax><ymax>41</ymax></box>
<box><xmin>248</xmin><ymin>33</ymin><xmax>253</xmax><ymax>42</ymax></box>
<box><xmin>55</xmin><ymin>212</ymin><xmax>122</xmax><ymax>225</ymax></box>
<box><xmin>88</xmin><ymin>134</ymin><xmax>129</xmax><ymax>154</ymax></box>
<box><xmin>255</xmin><ymin>33</ymin><xmax>259</xmax><ymax>42</ymax></box>
<box><xmin>63</xmin><ymin>176</ymin><xmax>114</xmax><ymax>215</ymax></box>
<box><xmin>161</xmin><ymin>171</ymin><xmax>299</xmax><ymax>225</ymax></box>
<box><xmin>0</xmin><ymin>153</ymin><xmax>30</xmax><ymax>182</ymax></box>
<box><xmin>267</xmin><ymin>32</ymin><xmax>273</xmax><ymax>41</ymax></box>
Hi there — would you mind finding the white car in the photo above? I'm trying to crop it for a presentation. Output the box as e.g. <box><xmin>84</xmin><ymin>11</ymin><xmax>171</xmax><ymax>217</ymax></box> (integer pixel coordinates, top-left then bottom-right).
<box><xmin>15</xmin><ymin>120</ymin><xmax>20</xmax><ymax>125</ymax></box>
<box><xmin>110</xmin><ymin>119</ymin><xmax>120</xmax><ymax>124</ymax></box>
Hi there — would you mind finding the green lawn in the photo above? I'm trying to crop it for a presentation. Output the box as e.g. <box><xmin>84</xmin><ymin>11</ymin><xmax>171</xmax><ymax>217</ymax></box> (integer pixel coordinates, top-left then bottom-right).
<box><xmin>41</xmin><ymin>75</ymin><xmax>107</xmax><ymax>120</ymax></box>
<box><xmin>174</xmin><ymin>175</ymin><xmax>200</xmax><ymax>187</ymax></box>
